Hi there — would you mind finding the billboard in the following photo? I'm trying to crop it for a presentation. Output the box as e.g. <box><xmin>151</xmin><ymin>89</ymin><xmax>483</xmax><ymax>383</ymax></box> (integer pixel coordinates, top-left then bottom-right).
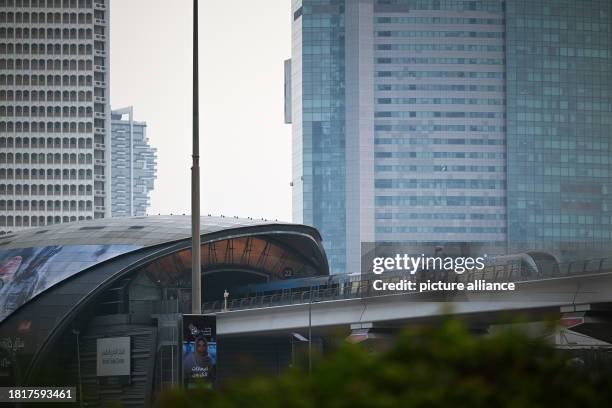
<box><xmin>182</xmin><ymin>315</ymin><xmax>216</xmax><ymax>388</ymax></box>
<box><xmin>0</xmin><ymin>244</ymin><xmax>140</xmax><ymax>322</ymax></box>
<box><xmin>97</xmin><ymin>337</ymin><xmax>131</xmax><ymax>377</ymax></box>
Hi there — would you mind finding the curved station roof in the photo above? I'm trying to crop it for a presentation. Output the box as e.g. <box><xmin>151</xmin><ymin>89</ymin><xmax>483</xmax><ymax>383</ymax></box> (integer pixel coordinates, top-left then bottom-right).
<box><xmin>0</xmin><ymin>214</ymin><xmax>287</xmax><ymax>249</ymax></box>
<box><xmin>0</xmin><ymin>215</ymin><xmax>328</xmax><ymax>386</ymax></box>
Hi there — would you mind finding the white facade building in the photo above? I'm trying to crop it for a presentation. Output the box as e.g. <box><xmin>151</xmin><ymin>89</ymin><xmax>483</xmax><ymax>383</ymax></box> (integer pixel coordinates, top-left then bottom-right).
<box><xmin>0</xmin><ymin>0</ymin><xmax>111</xmax><ymax>234</ymax></box>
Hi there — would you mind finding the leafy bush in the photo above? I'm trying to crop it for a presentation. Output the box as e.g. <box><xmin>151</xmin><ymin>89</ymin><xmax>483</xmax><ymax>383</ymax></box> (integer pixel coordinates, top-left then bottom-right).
<box><xmin>156</xmin><ymin>320</ymin><xmax>612</xmax><ymax>408</ymax></box>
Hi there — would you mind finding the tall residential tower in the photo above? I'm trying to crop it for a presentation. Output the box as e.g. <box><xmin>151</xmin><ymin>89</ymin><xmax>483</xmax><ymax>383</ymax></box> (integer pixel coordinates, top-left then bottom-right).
<box><xmin>287</xmin><ymin>0</ymin><xmax>612</xmax><ymax>273</ymax></box>
<box><xmin>0</xmin><ymin>0</ymin><xmax>111</xmax><ymax>234</ymax></box>
<box><xmin>110</xmin><ymin>106</ymin><xmax>156</xmax><ymax>217</ymax></box>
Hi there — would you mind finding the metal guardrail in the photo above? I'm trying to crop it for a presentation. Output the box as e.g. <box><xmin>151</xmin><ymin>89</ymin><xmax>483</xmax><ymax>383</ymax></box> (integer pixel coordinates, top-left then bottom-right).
<box><xmin>202</xmin><ymin>287</ymin><xmax>363</xmax><ymax>313</ymax></box>
<box><xmin>200</xmin><ymin>256</ymin><xmax>612</xmax><ymax>313</ymax></box>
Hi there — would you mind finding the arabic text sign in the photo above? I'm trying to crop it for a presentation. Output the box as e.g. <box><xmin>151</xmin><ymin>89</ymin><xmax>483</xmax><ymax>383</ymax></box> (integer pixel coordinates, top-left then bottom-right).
<box><xmin>96</xmin><ymin>337</ymin><xmax>130</xmax><ymax>377</ymax></box>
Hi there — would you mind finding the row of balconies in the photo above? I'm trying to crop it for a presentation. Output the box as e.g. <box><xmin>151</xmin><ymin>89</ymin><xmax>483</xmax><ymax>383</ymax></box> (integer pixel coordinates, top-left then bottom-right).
<box><xmin>0</xmin><ymin>166</ymin><xmax>95</xmax><ymax>172</ymax></box>
<box><xmin>0</xmin><ymin>202</ymin><xmax>93</xmax><ymax>208</ymax></box>
<box><xmin>0</xmin><ymin>98</ymin><xmax>98</xmax><ymax>105</ymax></box>
<box><xmin>0</xmin><ymin>56</ymin><xmax>95</xmax><ymax>65</ymax></box>
<box><xmin>0</xmin><ymin>208</ymin><xmax>95</xmax><ymax>214</ymax></box>
<box><xmin>1</xmin><ymin>50</ymin><xmax>95</xmax><ymax>57</ymax></box>
<box><xmin>0</xmin><ymin>66</ymin><xmax>94</xmax><ymax>72</ymax></box>
<box><xmin>0</xmin><ymin>118</ymin><xmax>96</xmax><ymax>125</ymax></box>
<box><xmin>0</xmin><ymin>145</ymin><xmax>96</xmax><ymax>152</ymax></box>
<box><xmin>0</xmin><ymin>156</ymin><xmax>94</xmax><ymax>166</ymax></box>
<box><xmin>0</xmin><ymin>168</ymin><xmax>94</xmax><ymax>175</ymax></box>
<box><xmin>0</xmin><ymin>81</ymin><xmax>96</xmax><ymax>89</ymax></box>
<box><xmin>0</xmin><ymin>178</ymin><xmax>96</xmax><ymax>186</ymax></box>
<box><xmin>0</xmin><ymin>179</ymin><xmax>96</xmax><ymax>184</ymax></box>
<box><xmin>3</xmin><ymin>5</ymin><xmax>97</xmax><ymax>10</ymax></box>
<box><xmin>1</xmin><ymin>130</ymin><xmax>96</xmax><ymax>137</ymax></box>
<box><xmin>0</xmin><ymin>217</ymin><xmax>95</xmax><ymax>229</ymax></box>
<box><xmin>0</xmin><ymin>186</ymin><xmax>97</xmax><ymax>193</ymax></box>
<box><xmin>0</xmin><ymin>206</ymin><xmax>93</xmax><ymax>216</ymax></box>
<box><xmin>0</xmin><ymin>110</ymin><xmax>96</xmax><ymax>117</ymax></box>
<box><xmin>2</xmin><ymin>21</ymin><xmax>97</xmax><ymax>28</ymax></box>
<box><xmin>5</xmin><ymin>23</ymin><xmax>97</xmax><ymax>29</ymax></box>
<box><xmin>0</xmin><ymin>33</ymin><xmax>94</xmax><ymax>41</ymax></box>
<box><xmin>0</xmin><ymin>86</ymin><xmax>95</xmax><ymax>92</ymax></box>
<box><xmin>0</xmin><ymin>38</ymin><xmax>96</xmax><ymax>44</ymax></box>
<box><xmin>0</xmin><ymin>200</ymin><xmax>94</xmax><ymax>206</ymax></box>
<box><xmin>0</xmin><ymin>195</ymin><xmax>95</xmax><ymax>201</ymax></box>
<box><xmin>0</xmin><ymin>218</ymin><xmax>95</xmax><ymax>230</ymax></box>
<box><xmin>2</xmin><ymin>58</ymin><xmax>97</xmax><ymax>67</ymax></box>
<box><xmin>1</xmin><ymin>140</ymin><xmax>97</xmax><ymax>146</ymax></box>
<box><xmin>0</xmin><ymin>197</ymin><xmax>95</xmax><ymax>203</ymax></box>
<box><xmin>1</xmin><ymin>152</ymin><xmax>97</xmax><ymax>161</ymax></box>
<box><xmin>0</xmin><ymin>170</ymin><xmax>95</xmax><ymax>177</ymax></box>
<box><xmin>0</xmin><ymin>118</ymin><xmax>99</xmax><ymax>123</ymax></box>
<box><xmin>0</xmin><ymin>182</ymin><xmax>96</xmax><ymax>188</ymax></box>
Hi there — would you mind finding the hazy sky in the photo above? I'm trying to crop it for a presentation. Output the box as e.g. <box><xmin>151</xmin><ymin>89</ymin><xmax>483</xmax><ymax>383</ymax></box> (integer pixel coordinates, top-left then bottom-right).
<box><xmin>110</xmin><ymin>1</ymin><xmax>292</xmax><ymax>221</ymax></box>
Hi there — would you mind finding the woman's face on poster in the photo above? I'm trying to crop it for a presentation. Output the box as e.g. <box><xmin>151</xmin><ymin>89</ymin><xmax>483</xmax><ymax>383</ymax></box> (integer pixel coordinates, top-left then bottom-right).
<box><xmin>196</xmin><ymin>339</ymin><xmax>207</xmax><ymax>356</ymax></box>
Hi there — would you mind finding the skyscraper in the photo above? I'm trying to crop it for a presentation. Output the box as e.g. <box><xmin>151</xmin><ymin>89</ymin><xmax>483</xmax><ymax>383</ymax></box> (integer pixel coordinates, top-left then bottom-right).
<box><xmin>286</xmin><ymin>0</ymin><xmax>612</xmax><ymax>273</ymax></box>
<box><xmin>505</xmin><ymin>0</ymin><xmax>612</xmax><ymax>258</ymax></box>
<box><xmin>0</xmin><ymin>0</ymin><xmax>111</xmax><ymax>235</ymax></box>
<box><xmin>110</xmin><ymin>106</ymin><xmax>156</xmax><ymax>217</ymax></box>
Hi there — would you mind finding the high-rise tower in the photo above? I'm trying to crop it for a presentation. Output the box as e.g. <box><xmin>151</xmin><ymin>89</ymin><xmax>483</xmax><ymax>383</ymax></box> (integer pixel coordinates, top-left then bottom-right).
<box><xmin>287</xmin><ymin>0</ymin><xmax>612</xmax><ymax>273</ymax></box>
<box><xmin>110</xmin><ymin>106</ymin><xmax>156</xmax><ymax>217</ymax></box>
<box><xmin>0</xmin><ymin>0</ymin><xmax>111</xmax><ymax>234</ymax></box>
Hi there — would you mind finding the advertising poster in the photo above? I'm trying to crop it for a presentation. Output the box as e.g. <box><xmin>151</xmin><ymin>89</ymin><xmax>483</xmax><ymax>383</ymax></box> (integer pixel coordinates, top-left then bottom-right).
<box><xmin>0</xmin><ymin>245</ymin><xmax>140</xmax><ymax>323</ymax></box>
<box><xmin>182</xmin><ymin>315</ymin><xmax>216</xmax><ymax>388</ymax></box>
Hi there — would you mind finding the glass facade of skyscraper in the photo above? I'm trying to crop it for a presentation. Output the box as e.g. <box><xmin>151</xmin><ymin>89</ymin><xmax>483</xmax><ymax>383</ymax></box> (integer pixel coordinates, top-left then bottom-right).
<box><xmin>373</xmin><ymin>0</ymin><xmax>506</xmax><ymax>246</ymax></box>
<box><xmin>506</xmin><ymin>0</ymin><xmax>612</xmax><ymax>258</ymax></box>
<box><xmin>289</xmin><ymin>0</ymin><xmax>612</xmax><ymax>272</ymax></box>
<box><xmin>291</xmin><ymin>0</ymin><xmax>347</xmax><ymax>272</ymax></box>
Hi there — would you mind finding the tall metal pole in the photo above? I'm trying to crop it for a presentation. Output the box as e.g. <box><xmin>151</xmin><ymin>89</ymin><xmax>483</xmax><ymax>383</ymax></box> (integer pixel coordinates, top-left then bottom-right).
<box><xmin>73</xmin><ymin>329</ymin><xmax>83</xmax><ymax>408</ymax></box>
<box><xmin>308</xmin><ymin>295</ymin><xmax>312</xmax><ymax>375</ymax></box>
<box><xmin>291</xmin><ymin>334</ymin><xmax>295</xmax><ymax>367</ymax></box>
<box><xmin>191</xmin><ymin>0</ymin><xmax>202</xmax><ymax>315</ymax></box>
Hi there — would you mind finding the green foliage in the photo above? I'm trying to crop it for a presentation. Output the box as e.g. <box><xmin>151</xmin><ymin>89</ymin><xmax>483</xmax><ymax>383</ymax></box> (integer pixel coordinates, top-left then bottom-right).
<box><xmin>156</xmin><ymin>321</ymin><xmax>612</xmax><ymax>408</ymax></box>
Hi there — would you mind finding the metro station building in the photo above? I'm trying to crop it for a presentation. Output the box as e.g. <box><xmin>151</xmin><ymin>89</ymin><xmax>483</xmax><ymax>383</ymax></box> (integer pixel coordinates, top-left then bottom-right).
<box><xmin>0</xmin><ymin>215</ymin><xmax>329</xmax><ymax>405</ymax></box>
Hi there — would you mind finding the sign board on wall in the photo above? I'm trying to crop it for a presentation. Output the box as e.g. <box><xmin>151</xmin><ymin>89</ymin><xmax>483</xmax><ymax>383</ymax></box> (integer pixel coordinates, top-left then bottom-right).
<box><xmin>96</xmin><ymin>337</ymin><xmax>131</xmax><ymax>377</ymax></box>
<box><xmin>182</xmin><ymin>315</ymin><xmax>216</xmax><ymax>388</ymax></box>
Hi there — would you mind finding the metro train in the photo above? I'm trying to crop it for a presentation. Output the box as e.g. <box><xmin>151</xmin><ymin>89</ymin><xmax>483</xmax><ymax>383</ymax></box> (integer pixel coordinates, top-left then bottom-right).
<box><xmin>232</xmin><ymin>252</ymin><xmax>560</xmax><ymax>300</ymax></box>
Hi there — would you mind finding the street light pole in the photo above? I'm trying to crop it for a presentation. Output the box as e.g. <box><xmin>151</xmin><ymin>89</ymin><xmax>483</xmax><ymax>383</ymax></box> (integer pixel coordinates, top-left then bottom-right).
<box><xmin>191</xmin><ymin>0</ymin><xmax>202</xmax><ymax>315</ymax></box>
<box><xmin>308</xmin><ymin>294</ymin><xmax>312</xmax><ymax>375</ymax></box>
<box><xmin>291</xmin><ymin>334</ymin><xmax>295</xmax><ymax>367</ymax></box>
<box><xmin>72</xmin><ymin>329</ymin><xmax>84</xmax><ymax>408</ymax></box>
